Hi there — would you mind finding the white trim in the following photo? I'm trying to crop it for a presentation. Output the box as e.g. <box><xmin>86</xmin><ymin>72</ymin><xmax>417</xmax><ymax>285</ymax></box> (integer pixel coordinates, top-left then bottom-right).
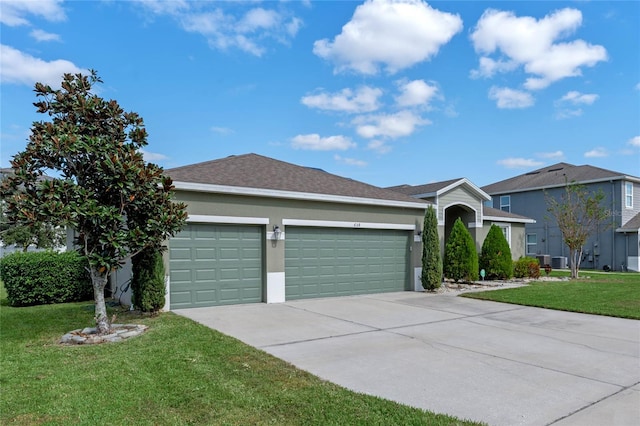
<box><xmin>442</xmin><ymin>201</ymin><xmax>482</xmax><ymax>228</ymax></box>
<box><xmin>483</xmin><ymin>215</ymin><xmax>536</xmax><ymax>224</ymax></box>
<box><xmin>438</xmin><ymin>178</ymin><xmax>492</xmax><ymax>201</ymax></box>
<box><xmin>164</xmin><ymin>276</ymin><xmax>170</xmax><ymax>311</ymax></box>
<box><xmin>187</xmin><ymin>214</ymin><xmax>269</xmax><ymax>225</ymax></box>
<box><xmin>266</xmin><ymin>272</ymin><xmax>285</xmax><ymax>303</ymax></box>
<box><xmin>282</xmin><ymin>218</ymin><xmax>415</xmax><ymax>231</ymax></box>
<box><xmin>174</xmin><ymin>181</ymin><xmax>428</xmax><ymax>210</ymax></box>
<box><xmin>413</xmin><ymin>235</ymin><xmax>422</xmax><ymax>243</ymax></box>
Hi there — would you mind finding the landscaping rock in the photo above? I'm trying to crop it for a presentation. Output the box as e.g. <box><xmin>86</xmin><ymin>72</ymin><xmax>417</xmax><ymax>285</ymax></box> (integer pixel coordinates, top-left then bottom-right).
<box><xmin>59</xmin><ymin>324</ymin><xmax>148</xmax><ymax>345</ymax></box>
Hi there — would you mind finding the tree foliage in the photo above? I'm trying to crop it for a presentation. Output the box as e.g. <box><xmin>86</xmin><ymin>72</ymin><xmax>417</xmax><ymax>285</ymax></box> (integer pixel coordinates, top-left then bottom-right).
<box><xmin>546</xmin><ymin>182</ymin><xmax>610</xmax><ymax>279</ymax></box>
<box><xmin>1</xmin><ymin>200</ymin><xmax>65</xmax><ymax>252</ymax></box>
<box><xmin>479</xmin><ymin>224</ymin><xmax>513</xmax><ymax>280</ymax></box>
<box><xmin>0</xmin><ymin>71</ymin><xmax>187</xmax><ymax>333</ymax></box>
<box><xmin>443</xmin><ymin>218</ymin><xmax>479</xmax><ymax>282</ymax></box>
<box><xmin>421</xmin><ymin>205</ymin><xmax>442</xmax><ymax>290</ymax></box>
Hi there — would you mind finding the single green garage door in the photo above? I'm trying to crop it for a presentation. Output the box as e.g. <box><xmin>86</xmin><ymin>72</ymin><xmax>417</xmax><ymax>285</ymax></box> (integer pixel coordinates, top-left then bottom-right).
<box><xmin>285</xmin><ymin>227</ymin><xmax>409</xmax><ymax>300</ymax></box>
<box><xmin>169</xmin><ymin>224</ymin><xmax>263</xmax><ymax>309</ymax></box>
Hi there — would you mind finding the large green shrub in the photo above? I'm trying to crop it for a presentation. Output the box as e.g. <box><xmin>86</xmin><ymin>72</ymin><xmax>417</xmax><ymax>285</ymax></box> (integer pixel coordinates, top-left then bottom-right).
<box><xmin>479</xmin><ymin>225</ymin><xmax>513</xmax><ymax>280</ymax></box>
<box><xmin>131</xmin><ymin>248</ymin><xmax>166</xmax><ymax>313</ymax></box>
<box><xmin>444</xmin><ymin>218</ymin><xmax>479</xmax><ymax>282</ymax></box>
<box><xmin>0</xmin><ymin>251</ymin><xmax>92</xmax><ymax>306</ymax></box>
<box><xmin>421</xmin><ymin>205</ymin><xmax>442</xmax><ymax>291</ymax></box>
<box><xmin>513</xmin><ymin>257</ymin><xmax>541</xmax><ymax>279</ymax></box>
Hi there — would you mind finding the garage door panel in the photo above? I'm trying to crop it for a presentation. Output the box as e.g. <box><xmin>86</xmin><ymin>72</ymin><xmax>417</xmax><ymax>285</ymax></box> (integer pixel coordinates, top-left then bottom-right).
<box><xmin>170</xmin><ymin>224</ymin><xmax>263</xmax><ymax>309</ymax></box>
<box><xmin>286</xmin><ymin>227</ymin><xmax>409</xmax><ymax>300</ymax></box>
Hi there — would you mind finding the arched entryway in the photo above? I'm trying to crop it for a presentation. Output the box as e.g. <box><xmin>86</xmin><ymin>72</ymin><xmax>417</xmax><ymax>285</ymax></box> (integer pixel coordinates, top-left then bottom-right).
<box><xmin>443</xmin><ymin>204</ymin><xmax>477</xmax><ymax>250</ymax></box>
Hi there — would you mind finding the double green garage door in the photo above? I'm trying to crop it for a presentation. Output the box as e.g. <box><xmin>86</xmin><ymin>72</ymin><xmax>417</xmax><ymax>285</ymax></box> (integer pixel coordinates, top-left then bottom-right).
<box><xmin>170</xmin><ymin>224</ymin><xmax>410</xmax><ymax>309</ymax></box>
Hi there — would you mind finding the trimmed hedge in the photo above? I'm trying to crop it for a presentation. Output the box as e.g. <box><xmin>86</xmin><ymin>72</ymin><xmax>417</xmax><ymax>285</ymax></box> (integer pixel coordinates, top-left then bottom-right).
<box><xmin>513</xmin><ymin>257</ymin><xmax>541</xmax><ymax>279</ymax></box>
<box><xmin>0</xmin><ymin>251</ymin><xmax>92</xmax><ymax>306</ymax></box>
<box><xmin>131</xmin><ymin>248</ymin><xmax>166</xmax><ymax>313</ymax></box>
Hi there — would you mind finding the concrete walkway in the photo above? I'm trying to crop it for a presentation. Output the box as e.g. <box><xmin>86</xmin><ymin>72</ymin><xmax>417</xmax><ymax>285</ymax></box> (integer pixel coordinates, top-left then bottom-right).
<box><xmin>175</xmin><ymin>292</ymin><xmax>640</xmax><ymax>426</ymax></box>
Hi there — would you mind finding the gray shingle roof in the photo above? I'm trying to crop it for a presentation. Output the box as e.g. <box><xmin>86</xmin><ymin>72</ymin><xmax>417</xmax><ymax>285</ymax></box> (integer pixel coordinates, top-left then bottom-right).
<box><xmin>482</xmin><ymin>162</ymin><xmax>640</xmax><ymax>194</ymax></box>
<box><xmin>386</xmin><ymin>178</ymin><xmax>462</xmax><ymax>196</ymax></box>
<box><xmin>483</xmin><ymin>206</ymin><xmax>535</xmax><ymax>222</ymax></box>
<box><xmin>166</xmin><ymin>153</ymin><xmax>427</xmax><ymax>204</ymax></box>
<box><xmin>618</xmin><ymin>212</ymin><xmax>640</xmax><ymax>232</ymax></box>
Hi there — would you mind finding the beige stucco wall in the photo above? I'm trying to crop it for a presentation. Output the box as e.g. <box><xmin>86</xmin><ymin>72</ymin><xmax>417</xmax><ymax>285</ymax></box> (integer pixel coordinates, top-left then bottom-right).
<box><xmin>171</xmin><ymin>190</ymin><xmax>427</xmax><ymax>300</ymax></box>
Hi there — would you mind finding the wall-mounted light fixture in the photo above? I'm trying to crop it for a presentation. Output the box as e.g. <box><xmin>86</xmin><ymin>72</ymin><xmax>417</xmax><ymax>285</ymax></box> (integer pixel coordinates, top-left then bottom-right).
<box><xmin>272</xmin><ymin>225</ymin><xmax>281</xmax><ymax>240</ymax></box>
<box><xmin>416</xmin><ymin>231</ymin><xmax>423</xmax><ymax>237</ymax></box>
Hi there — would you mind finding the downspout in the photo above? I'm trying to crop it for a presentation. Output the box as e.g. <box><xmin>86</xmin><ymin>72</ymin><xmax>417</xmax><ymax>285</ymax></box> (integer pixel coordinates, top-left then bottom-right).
<box><xmin>611</xmin><ymin>180</ymin><xmax>615</xmax><ymax>271</ymax></box>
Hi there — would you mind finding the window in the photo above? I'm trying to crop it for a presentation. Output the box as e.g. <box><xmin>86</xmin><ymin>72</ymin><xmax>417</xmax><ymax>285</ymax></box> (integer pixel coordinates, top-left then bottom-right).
<box><xmin>625</xmin><ymin>182</ymin><xmax>633</xmax><ymax>208</ymax></box>
<box><xmin>500</xmin><ymin>195</ymin><xmax>511</xmax><ymax>212</ymax></box>
<box><xmin>526</xmin><ymin>234</ymin><xmax>537</xmax><ymax>255</ymax></box>
<box><xmin>494</xmin><ymin>223</ymin><xmax>511</xmax><ymax>247</ymax></box>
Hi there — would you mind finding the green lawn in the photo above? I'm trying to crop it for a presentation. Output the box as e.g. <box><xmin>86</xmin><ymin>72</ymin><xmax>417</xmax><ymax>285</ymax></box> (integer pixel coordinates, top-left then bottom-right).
<box><xmin>461</xmin><ymin>271</ymin><xmax>640</xmax><ymax>319</ymax></box>
<box><xmin>0</xmin><ymin>294</ymin><xmax>481</xmax><ymax>426</ymax></box>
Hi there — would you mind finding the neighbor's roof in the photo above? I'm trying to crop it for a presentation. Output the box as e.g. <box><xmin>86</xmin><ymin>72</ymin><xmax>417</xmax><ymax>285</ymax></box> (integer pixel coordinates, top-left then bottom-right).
<box><xmin>166</xmin><ymin>153</ymin><xmax>428</xmax><ymax>206</ymax></box>
<box><xmin>617</xmin><ymin>212</ymin><xmax>640</xmax><ymax>232</ymax></box>
<box><xmin>482</xmin><ymin>162</ymin><xmax>640</xmax><ymax>195</ymax></box>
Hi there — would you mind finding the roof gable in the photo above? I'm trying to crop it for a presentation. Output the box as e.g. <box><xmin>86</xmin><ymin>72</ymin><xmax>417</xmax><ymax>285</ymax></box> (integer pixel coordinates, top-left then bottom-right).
<box><xmin>387</xmin><ymin>178</ymin><xmax>490</xmax><ymax>201</ymax></box>
<box><xmin>482</xmin><ymin>162</ymin><xmax>640</xmax><ymax>194</ymax></box>
<box><xmin>167</xmin><ymin>153</ymin><xmax>426</xmax><ymax>205</ymax></box>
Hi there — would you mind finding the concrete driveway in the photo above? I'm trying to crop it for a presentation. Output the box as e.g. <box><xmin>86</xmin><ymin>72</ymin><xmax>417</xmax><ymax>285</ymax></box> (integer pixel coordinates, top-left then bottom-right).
<box><xmin>175</xmin><ymin>292</ymin><xmax>640</xmax><ymax>426</ymax></box>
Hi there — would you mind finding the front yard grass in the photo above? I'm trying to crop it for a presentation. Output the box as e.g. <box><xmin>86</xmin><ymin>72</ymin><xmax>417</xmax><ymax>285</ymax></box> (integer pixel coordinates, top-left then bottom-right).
<box><xmin>461</xmin><ymin>271</ymin><xmax>640</xmax><ymax>319</ymax></box>
<box><xmin>0</xmin><ymin>293</ymin><xmax>481</xmax><ymax>426</ymax></box>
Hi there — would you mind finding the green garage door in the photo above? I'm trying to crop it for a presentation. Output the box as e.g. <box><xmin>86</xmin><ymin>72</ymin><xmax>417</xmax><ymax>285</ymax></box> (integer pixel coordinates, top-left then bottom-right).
<box><xmin>285</xmin><ymin>227</ymin><xmax>409</xmax><ymax>300</ymax></box>
<box><xmin>170</xmin><ymin>224</ymin><xmax>263</xmax><ymax>309</ymax></box>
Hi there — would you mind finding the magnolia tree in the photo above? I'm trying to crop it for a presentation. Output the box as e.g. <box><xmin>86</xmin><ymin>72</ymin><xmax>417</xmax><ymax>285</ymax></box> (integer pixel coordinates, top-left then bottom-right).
<box><xmin>546</xmin><ymin>182</ymin><xmax>610</xmax><ymax>279</ymax></box>
<box><xmin>0</xmin><ymin>71</ymin><xmax>187</xmax><ymax>333</ymax></box>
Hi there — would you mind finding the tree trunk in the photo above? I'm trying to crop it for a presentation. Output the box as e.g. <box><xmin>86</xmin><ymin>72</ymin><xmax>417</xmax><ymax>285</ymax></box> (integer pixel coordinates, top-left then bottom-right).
<box><xmin>569</xmin><ymin>248</ymin><xmax>580</xmax><ymax>279</ymax></box>
<box><xmin>89</xmin><ymin>266</ymin><xmax>111</xmax><ymax>334</ymax></box>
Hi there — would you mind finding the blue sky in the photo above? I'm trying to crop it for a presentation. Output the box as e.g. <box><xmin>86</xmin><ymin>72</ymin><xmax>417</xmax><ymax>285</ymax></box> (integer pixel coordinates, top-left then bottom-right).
<box><xmin>1</xmin><ymin>0</ymin><xmax>639</xmax><ymax>188</ymax></box>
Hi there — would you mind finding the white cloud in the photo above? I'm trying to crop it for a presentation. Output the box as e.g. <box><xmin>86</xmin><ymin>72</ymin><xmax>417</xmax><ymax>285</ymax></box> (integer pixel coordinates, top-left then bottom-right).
<box><xmin>30</xmin><ymin>29</ymin><xmax>61</xmax><ymax>42</ymax></box>
<box><xmin>488</xmin><ymin>86</ymin><xmax>534</xmax><ymax>109</ymax></box>
<box><xmin>291</xmin><ymin>134</ymin><xmax>355</xmax><ymax>151</ymax></box>
<box><xmin>0</xmin><ymin>44</ymin><xmax>88</xmax><ymax>88</ymax></box>
<box><xmin>557</xmin><ymin>91</ymin><xmax>598</xmax><ymax>105</ymax></box>
<box><xmin>537</xmin><ymin>150</ymin><xmax>564</xmax><ymax>159</ymax></box>
<box><xmin>584</xmin><ymin>147</ymin><xmax>608</xmax><ymax>158</ymax></box>
<box><xmin>394</xmin><ymin>79</ymin><xmax>439</xmax><ymax>108</ymax></box>
<box><xmin>140</xmin><ymin>3</ymin><xmax>302</xmax><ymax>57</ymax></box>
<box><xmin>301</xmin><ymin>86</ymin><xmax>382</xmax><ymax>113</ymax></box>
<box><xmin>211</xmin><ymin>126</ymin><xmax>234</xmax><ymax>135</ymax></box>
<box><xmin>497</xmin><ymin>158</ymin><xmax>544</xmax><ymax>168</ymax></box>
<box><xmin>141</xmin><ymin>150</ymin><xmax>169</xmax><ymax>162</ymax></box>
<box><xmin>0</xmin><ymin>0</ymin><xmax>66</xmax><ymax>26</ymax></box>
<box><xmin>470</xmin><ymin>8</ymin><xmax>607</xmax><ymax>89</ymax></box>
<box><xmin>353</xmin><ymin>110</ymin><xmax>430</xmax><ymax>139</ymax></box>
<box><xmin>334</xmin><ymin>154</ymin><xmax>367</xmax><ymax>167</ymax></box>
<box><xmin>627</xmin><ymin>136</ymin><xmax>640</xmax><ymax>147</ymax></box>
<box><xmin>367</xmin><ymin>140</ymin><xmax>392</xmax><ymax>154</ymax></box>
<box><xmin>313</xmin><ymin>0</ymin><xmax>462</xmax><ymax>75</ymax></box>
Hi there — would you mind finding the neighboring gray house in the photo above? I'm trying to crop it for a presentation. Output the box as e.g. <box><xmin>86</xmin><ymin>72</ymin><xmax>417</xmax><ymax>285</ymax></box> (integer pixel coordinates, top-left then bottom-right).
<box><xmin>112</xmin><ymin>154</ymin><xmax>430</xmax><ymax>310</ymax></box>
<box><xmin>387</xmin><ymin>178</ymin><xmax>535</xmax><ymax>260</ymax></box>
<box><xmin>482</xmin><ymin>162</ymin><xmax>640</xmax><ymax>272</ymax></box>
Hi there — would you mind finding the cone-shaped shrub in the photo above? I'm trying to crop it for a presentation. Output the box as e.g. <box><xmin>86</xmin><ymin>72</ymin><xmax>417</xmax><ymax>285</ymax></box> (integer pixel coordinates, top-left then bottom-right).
<box><xmin>479</xmin><ymin>224</ymin><xmax>513</xmax><ymax>280</ymax></box>
<box><xmin>421</xmin><ymin>205</ymin><xmax>442</xmax><ymax>290</ymax></box>
<box><xmin>444</xmin><ymin>218</ymin><xmax>479</xmax><ymax>282</ymax></box>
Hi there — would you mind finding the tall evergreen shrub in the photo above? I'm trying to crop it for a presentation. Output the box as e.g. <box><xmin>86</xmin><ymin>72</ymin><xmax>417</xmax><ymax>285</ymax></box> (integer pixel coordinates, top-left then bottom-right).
<box><xmin>479</xmin><ymin>225</ymin><xmax>513</xmax><ymax>280</ymax></box>
<box><xmin>421</xmin><ymin>205</ymin><xmax>442</xmax><ymax>290</ymax></box>
<box><xmin>444</xmin><ymin>218</ymin><xmax>479</xmax><ymax>282</ymax></box>
<box><xmin>131</xmin><ymin>248</ymin><xmax>166</xmax><ymax>313</ymax></box>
